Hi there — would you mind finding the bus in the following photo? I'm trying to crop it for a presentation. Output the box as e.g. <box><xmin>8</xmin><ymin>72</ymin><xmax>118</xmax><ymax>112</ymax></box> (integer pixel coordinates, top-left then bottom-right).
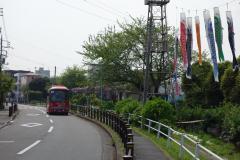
<box><xmin>47</xmin><ymin>85</ymin><xmax>70</xmax><ymax>115</ymax></box>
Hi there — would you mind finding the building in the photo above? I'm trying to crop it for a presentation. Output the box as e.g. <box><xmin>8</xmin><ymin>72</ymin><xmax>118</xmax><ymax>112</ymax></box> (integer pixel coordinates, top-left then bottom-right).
<box><xmin>35</xmin><ymin>67</ymin><xmax>50</xmax><ymax>78</ymax></box>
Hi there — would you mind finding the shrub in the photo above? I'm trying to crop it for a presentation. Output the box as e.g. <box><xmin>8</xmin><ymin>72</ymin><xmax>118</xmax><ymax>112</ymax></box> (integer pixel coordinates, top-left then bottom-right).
<box><xmin>115</xmin><ymin>98</ymin><xmax>140</xmax><ymax>114</ymax></box>
<box><xmin>101</xmin><ymin>101</ymin><xmax>115</xmax><ymax>110</ymax></box>
<box><xmin>141</xmin><ymin>98</ymin><xmax>175</xmax><ymax>124</ymax></box>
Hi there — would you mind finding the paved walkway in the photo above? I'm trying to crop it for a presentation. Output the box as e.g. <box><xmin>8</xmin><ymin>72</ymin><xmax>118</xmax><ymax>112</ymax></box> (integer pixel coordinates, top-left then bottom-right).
<box><xmin>0</xmin><ymin>105</ymin><xmax>17</xmax><ymax>129</ymax></box>
<box><xmin>134</xmin><ymin>131</ymin><xmax>171</xmax><ymax>160</ymax></box>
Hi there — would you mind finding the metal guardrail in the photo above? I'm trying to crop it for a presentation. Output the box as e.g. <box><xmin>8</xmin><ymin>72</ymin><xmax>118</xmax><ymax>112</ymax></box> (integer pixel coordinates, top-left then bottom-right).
<box><xmin>71</xmin><ymin>105</ymin><xmax>134</xmax><ymax>160</ymax></box>
<box><xmin>126</xmin><ymin>114</ymin><xmax>224</xmax><ymax>160</ymax></box>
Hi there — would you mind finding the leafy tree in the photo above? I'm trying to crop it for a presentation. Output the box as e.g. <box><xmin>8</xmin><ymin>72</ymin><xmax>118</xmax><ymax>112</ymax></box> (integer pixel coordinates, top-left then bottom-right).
<box><xmin>28</xmin><ymin>77</ymin><xmax>50</xmax><ymax>100</ymax></box>
<box><xmin>59</xmin><ymin>66</ymin><xmax>87</xmax><ymax>89</ymax></box>
<box><xmin>0</xmin><ymin>73</ymin><xmax>14</xmax><ymax>109</ymax></box>
<box><xmin>82</xmin><ymin>17</ymin><xmax>176</xmax><ymax>94</ymax></box>
<box><xmin>181</xmin><ymin>61</ymin><xmax>212</xmax><ymax>106</ymax></box>
<box><xmin>221</xmin><ymin>67</ymin><xmax>240</xmax><ymax>103</ymax></box>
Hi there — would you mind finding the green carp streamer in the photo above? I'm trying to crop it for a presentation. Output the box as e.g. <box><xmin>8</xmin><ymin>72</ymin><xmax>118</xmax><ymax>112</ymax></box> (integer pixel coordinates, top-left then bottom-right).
<box><xmin>214</xmin><ymin>7</ymin><xmax>224</xmax><ymax>62</ymax></box>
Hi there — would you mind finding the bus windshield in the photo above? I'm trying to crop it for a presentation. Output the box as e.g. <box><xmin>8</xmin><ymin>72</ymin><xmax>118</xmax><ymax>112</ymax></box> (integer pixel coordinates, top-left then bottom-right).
<box><xmin>49</xmin><ymin>90</ymin><xmax>68</xmax><ymax>102</ymax></box>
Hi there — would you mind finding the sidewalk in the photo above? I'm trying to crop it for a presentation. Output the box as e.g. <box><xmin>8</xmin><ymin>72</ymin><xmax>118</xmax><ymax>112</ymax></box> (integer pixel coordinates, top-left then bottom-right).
<box><xmin>0</xmin><ymin>105</ymin><xmax>17</xmax><ymax>129</ymax></box>
<box><xmin>134</xmin><ymin>131</ymin><xmax>171</xmax><ymax>160</ymax></box>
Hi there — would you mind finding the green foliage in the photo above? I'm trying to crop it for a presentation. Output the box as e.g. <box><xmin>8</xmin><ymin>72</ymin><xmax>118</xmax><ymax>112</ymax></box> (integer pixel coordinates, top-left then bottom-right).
<box><xmin>182</xmin><ymin>61</ymin><xmax>212</xmax><ymax>106</ymax></box>
<box><xmin>141</xmin><ymin>98</ymin><xmax>175</xmax><ymax>123</ymax></box>
<box><xmin>60</xmin><ymin>65</ymin><xmax>87</xmax><ymax>89</ymax></box>
<box><xmin>222</xmin><ymin>103</ymin><xmax>240</xmax><ymax>141</ymax></box>
<box><xmin>221</xmin><ymin>67</ymin><xmax>240</xmax><ymax>103</ymax></box>
<box><xmin>70</xmin><ymin>94</ymin><xmax>88</xmax><ymax>105</ymax></box>
<box><xmin>115</xmin><ymin>98</ymin><xmax>140</xmax><ymax>114</ymax></box>
<box><xmin>82</xmin><ymin>17</ymin><xmax>176</xmax><ymax>93</ymax></box>
<box><xmin>28</xmin><ymin>90</ymin><xmax>44</xmax><ymax>102</ymax></box>
<box><xmin>0</xmin><ymin>72</ymin><xmax>14</xmax><ymax>95</ymax></box>
<box><xmin>28</xmin><ymin>77</ymin><xmax>50</xmax><ymax>99</ymax></box>
<box><xmin>101</xmin><ymin>101</ymin><xmax>115</xmax><ymax>110</ymax></box>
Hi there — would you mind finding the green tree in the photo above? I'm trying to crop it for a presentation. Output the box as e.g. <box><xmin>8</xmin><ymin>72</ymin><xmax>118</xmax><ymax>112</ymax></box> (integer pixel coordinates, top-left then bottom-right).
<box><xmin>82</xmin><ymin>17</ymin><xmax>176</xmax><ymax>94</ymax></box>
<box><xmin>0</xmin><ymin>73</ymin><xmax>14</xmax><ymax>109</ymax></box>
<box><xmin>221</xmin><ymin>67</ymin><xmax>240</xmax><ymax>103</ymax></box>
<box><xmin>28</xmin><ymin>77</ymin><xmax>50</xmax><ymax>101</ymax></box>
<box><xmin>181</xmin><ymin>61</ymin><xmax>212</xmax><ymax>106</ymax></box>
<box><xmin>59</xmin><ymin>66</ymin><xmax>87</xmax><ymax>89</ymax></box>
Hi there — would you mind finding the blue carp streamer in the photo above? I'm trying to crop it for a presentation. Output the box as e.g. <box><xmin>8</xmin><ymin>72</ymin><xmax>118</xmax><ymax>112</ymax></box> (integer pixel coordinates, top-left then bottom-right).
<box><xmin>203</xmin><ymin>10</ymin><xmax>219</xmax><ymax>82</ymax></box>
<box><xmin>226</xmin><ymin>11</ymin><xmax>239</xmax><ymax>71</ymax></box>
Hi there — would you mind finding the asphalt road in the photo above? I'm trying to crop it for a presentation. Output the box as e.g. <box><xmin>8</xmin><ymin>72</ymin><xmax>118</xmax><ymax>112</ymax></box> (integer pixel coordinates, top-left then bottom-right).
<box><xmin>0</xmin><ymin>104</ymin><xmax>115</xmax><ymax>160</ymax></box>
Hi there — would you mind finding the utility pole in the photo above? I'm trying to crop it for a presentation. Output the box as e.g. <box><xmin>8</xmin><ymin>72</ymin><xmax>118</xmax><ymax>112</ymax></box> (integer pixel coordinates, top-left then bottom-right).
<box><xmin>0</xmin><ymin>30</ymin><xmax>3</xmax><ymax>109</ymax></box>
<box><xmin>143</xmin><ymin>0</ymin><xmax>170</xmax><ymax>103</ymax></box>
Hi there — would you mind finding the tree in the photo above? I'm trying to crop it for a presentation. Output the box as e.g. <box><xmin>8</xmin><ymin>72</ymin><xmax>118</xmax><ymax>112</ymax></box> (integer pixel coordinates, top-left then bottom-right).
<box><xmin>28</xmin><ymin>77</ymin><xmax>50</xmax><ymax>100</ymax></box>
<box><xmin>181</xmin><ymin>61</ymin><xmax>212</xmax><ymax>106</ymax></box>
<box><xmin>0</xmin><ymin>73</ymin><xmax>14</xmax><ymax>109</ymax></box>
<box><xmin>59</xmin><ymin>66</ymin><xmax>87</xmax><ymax>89</ymax></box>
<box><xmin>82</xmin><ymin>17</ymin><xmax>176</xmax><ymax>94</ymax></box>
<box><xmin>221</xmin><ymin>67</ymin><xmax>240</xmax><ymax>103</ymax></box>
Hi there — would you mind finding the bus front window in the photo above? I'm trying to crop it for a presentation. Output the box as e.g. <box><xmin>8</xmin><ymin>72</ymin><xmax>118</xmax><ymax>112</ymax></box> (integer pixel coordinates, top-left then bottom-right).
<box><xmin>50</xmin><ymin>90</ymin><xmax>67</xmax><ymax>102</ymax></box>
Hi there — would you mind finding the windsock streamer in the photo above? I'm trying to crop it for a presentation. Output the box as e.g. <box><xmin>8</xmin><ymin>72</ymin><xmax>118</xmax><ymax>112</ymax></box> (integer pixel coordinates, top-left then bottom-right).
<box><xmin>195</xmin><ymin>16</ymin><xmax>202</xmax><ymax>65</ymax></box>
<box><xmin>186</xmin><ymin>17</ymin><xmax>193</xmax><ymax>79</ymax></box>
<box><xmin>203</xmin><ymin>10</ymin><xmax>219</xmax><ymax>82</ymax></box>
<box><xmin>180</xmin><ymin>12</ymin><xmax>188</xmax><ymax>71</ymax></box>
<box><xmin>226</xmin><ymin>11</ymin><xmax>239</xmax><ymax>71</ymax></box>
<box><xmin>214</xmin><ymin>7</ymin><xmax>225</xmax><ymax>62</ymax></box>
<box><xmin>174</xmin><ymin>30</ymin><xmax>180</xmax><ymax>96</ymax></box>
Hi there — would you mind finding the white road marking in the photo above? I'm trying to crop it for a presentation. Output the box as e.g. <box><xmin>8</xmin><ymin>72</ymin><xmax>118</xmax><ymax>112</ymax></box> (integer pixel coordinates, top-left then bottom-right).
<box><xmin>27</xmin><ymin>114</ymin><xmax>40</xmax><ymax>116</ymax></box>
<box><xmin>0</xmin><ymin>141</ymin><xmax>15</xmax><ymax>143</ymax></box>
<box><xmin>21</xmin><ymin>123</ymin><xmax>43</xmax><ymax>128</ymax></box>
<box><xmin>17</xmin><ymin>140</ymin><xmax>41</xmax><ymax>155</ymax></box>
<box><xmin>50</xmin><ymin>119</ymin><xmax>53</xmax><ymax>123</ymax></box>
<box><xmin>10</xmin><ymin>121</ymin><xmax>14</xmax><ymax>123</ymax></box>
<box><xmin>46</xmin><ymin>115</ymin><xmax>49</xmax><ymax>118</ymax></box>
<box><xmin>48</xmin><ymin>126</ymin><xmax>54</xmax><ymax>133</ymax></box>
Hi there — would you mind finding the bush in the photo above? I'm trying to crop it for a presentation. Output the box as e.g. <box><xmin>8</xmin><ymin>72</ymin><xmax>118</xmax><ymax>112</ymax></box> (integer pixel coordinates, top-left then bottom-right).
<box><xmin>28</xmin><ymin>90</ymin><xmax>44</xmax><ymax>102</ymax></box>
<box><xmin>115</xmin><ymin>98</ymin><xmax>140</xmax><ymax>114</ymax></box>
<box><xmin>222</xmin><ymin>103</ymin><xmax>240</xmax><ymax>142</ymax></box>
<box><xmin>141</xmin><ymin>98</ymin><xmax>175</xmax><ymax>124</ymax></box>
<box><xmin>101</xmin><ymin>101</ymin><xmax>115</xmax><ymax>110</ymax></box>
<box><xmin>70</xmin><ymin>94</ymin><xmax>88</xmax><ymax>105</ymax></box>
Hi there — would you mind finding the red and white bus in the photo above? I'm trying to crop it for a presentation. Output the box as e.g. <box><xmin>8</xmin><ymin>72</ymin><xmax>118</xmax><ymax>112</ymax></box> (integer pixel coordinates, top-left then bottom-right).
<box><xmin>47</xmin><ymin>85</ymin><xmax>70</xmax><ymax>115</ymax></box>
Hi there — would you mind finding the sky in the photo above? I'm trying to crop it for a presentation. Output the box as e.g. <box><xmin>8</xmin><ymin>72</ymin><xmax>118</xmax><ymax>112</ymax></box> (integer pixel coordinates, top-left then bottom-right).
<box><xmin>0</xmin><ymin>0</ymin><xmax>240</xmax><ymax>77</ymax></box>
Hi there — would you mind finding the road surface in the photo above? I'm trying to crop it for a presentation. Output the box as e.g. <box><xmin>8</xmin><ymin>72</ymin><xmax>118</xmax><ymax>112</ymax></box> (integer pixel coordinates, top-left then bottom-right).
<box><xmin>0</xmin><ymin>104</ymin><xmax>115</xmax><ymax>160</ymax></box>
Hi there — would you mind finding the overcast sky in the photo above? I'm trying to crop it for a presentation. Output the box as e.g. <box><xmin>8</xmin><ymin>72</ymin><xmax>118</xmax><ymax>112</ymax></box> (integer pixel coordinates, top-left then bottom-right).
<box><xmin>1</xmin><ymin>0</ymin><xmax>240</xmax><ymax>76</ymax></box>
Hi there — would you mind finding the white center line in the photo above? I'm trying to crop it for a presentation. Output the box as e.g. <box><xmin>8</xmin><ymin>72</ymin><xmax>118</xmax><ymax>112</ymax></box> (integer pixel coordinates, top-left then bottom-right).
<box><xmin>17</xmin><ymin>140</ymin><xmax>41</xmax><ymax>155</ymax></box>
<box><xmin>48</xmin><ymin>126</ymin><xmax>54</xmax><ymax>133</ymax></box>
<box><xmin>46</xmin><ymin>115</ymin><xmax>49</xmax><ymax>118</ymax></box>
<box><xmin>50</xmin><ymin>119</ymin><xmax>53</xmax><ymax>123</ymax></box>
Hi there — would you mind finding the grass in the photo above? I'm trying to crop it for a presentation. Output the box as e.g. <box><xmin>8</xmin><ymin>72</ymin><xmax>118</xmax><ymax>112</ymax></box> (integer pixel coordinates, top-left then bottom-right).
<box><xmin>133</xmin><ymin>127</ymin><xmax>204</xmax><ymax>160</ymax></box>
<box><xmin>187</xmin><ymin>131</ymin><xmax>240</xmax><ymax>160</ymax></box>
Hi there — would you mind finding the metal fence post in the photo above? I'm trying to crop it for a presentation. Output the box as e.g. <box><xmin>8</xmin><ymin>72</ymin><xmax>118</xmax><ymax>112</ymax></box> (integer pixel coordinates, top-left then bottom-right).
<box><xmin>148</xmin><ymin>120</ymin><xmax>151</xmax><ymax>133</ymax></box>
<box><xmin>179</xmin><ymin>133</ymin><xmax>185</xmax><ymax>159</ymax></box>
<box><xmin>195</xmin><ymin>142</ymin><xmax>200</xmax><ymax>160</ymax></box>
<box><xmin>157</xmin><ymin>123</ymin><xmax>161</xmax><ymax>138</ymax></box>
<box><xmin>167</xmin><ymin>127</ymin><xmax>172</xmax><ymax>148</ymax></box>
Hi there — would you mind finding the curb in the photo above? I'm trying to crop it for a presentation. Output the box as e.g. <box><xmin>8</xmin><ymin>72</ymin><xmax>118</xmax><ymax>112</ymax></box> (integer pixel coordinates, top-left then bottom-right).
<box><xmin>0</xmin><ymin>110</ymin><xmax>19</xmax><ymax>130</ymax></box>
<box><xmin>70</xmin><ymin>111</ymin><xmax>123</xmax><ymax>160</ymax></box>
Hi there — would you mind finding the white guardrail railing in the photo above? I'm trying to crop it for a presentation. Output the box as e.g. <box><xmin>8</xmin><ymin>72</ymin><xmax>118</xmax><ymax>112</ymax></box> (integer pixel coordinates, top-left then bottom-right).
<box><xmin>127</xmin><ymin>114</ymin><xmax>225</xmax><ymax>160</ymax></box>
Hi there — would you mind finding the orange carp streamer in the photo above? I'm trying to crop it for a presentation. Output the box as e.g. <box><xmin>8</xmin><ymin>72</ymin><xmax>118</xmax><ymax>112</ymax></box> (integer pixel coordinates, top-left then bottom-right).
<box><xmin>195</xmin><ymin>16</ymin><xmax>202</xmax><ymax>65</ymax></box>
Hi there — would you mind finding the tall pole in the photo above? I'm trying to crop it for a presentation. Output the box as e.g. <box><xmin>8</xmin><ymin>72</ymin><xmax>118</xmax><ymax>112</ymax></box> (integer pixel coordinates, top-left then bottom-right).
<box><xmin>54</xmin><ymin>66</ymin><xmax>56</xmax><ymax>85</ymax></box>
<box><xmin>0</xmin><ymin>31</ymin><xmax>3</xmax><ymax>109</ymax></box>
<box><xmin>143</xmin><ymin>5</ymin><xmax>153</xmax><ymax>104</ymax></box>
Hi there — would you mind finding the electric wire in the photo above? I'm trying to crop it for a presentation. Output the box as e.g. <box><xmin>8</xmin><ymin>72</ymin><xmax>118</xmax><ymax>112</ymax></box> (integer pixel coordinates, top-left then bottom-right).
<box><xmin>56</xmin><ymin>0</ymin><xmax>116</xmax><ymax>22</ymax></box>
<box><xmin>81</xmin><ymin>0</ymin><xmax>126</xmax><ymax>18</ymax></box>
<box><xmin>83</xmin><ymin>0</ymin><xmax>129</xmax><ymax>17</ymax></box>
<box><xmin>175</xmin><ymin>0</ymin><xmax>240</xmax><ymax>12</ymax></box>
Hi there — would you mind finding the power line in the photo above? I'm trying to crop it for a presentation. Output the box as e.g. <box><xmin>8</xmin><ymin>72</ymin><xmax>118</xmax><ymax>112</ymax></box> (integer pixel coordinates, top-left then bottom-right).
<box><xmin>0</xmin><ymin>8</ymin><xmax>8</xmax><ymax>43</ymax></box>
<box><xmin>55</xmin><ymin>0</ymin><xmax>116</xmax><ymax>22</ymax></box>
<box><xmin>83</xmin><ymin>0</ymin><xmax>129</xmax><ymax>17</ymax></box>
<box><xmin>175</xmin><ymin>0</ymin><xmax>240</xmax><ymax>12</ymax></box>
